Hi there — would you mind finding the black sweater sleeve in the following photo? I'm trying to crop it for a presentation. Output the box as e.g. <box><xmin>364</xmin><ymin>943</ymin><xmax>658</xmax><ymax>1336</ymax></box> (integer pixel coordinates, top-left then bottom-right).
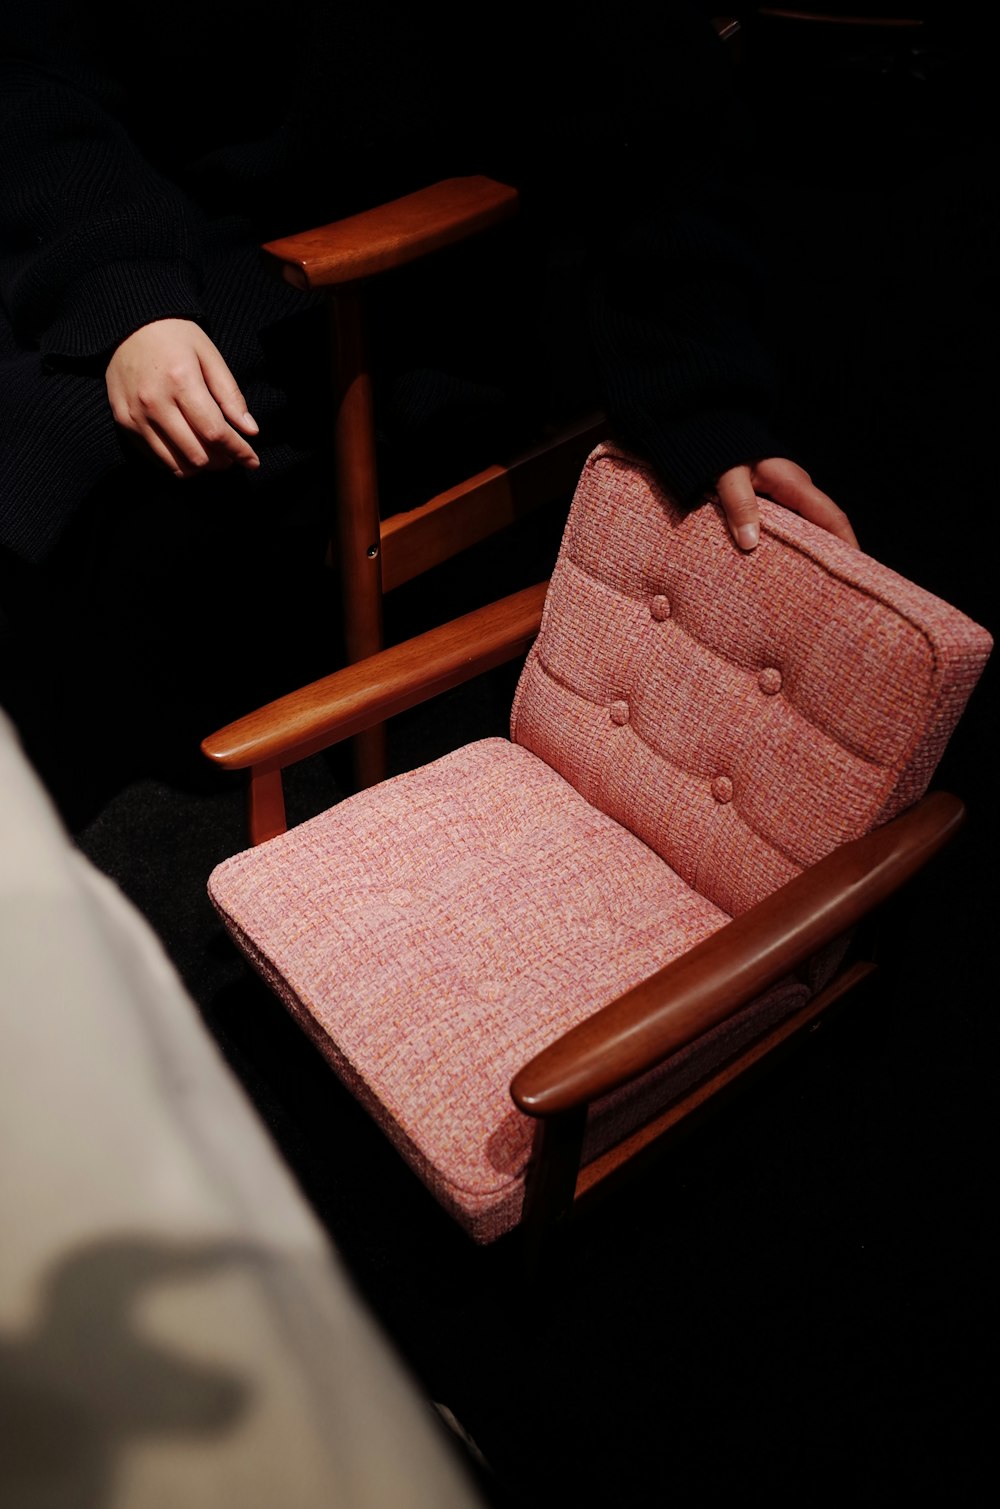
<box><xmin>0</xmin><ymin>10</ymin><xmax>206</xmax><ymax>365</ymax></box>
<box><xmin>0</xmin><ymin>0</ymin><xmax>790</xmax><ymax>562</ymax></box>
<box><xmin>508</xmin><ymin>2</ymin><xmax>785</xmax><ymax>504</ymax></box>
<box><xmin>587</xmin><ymin>176</ymin><xmax>783</xmax><ymax>504</ymax></box>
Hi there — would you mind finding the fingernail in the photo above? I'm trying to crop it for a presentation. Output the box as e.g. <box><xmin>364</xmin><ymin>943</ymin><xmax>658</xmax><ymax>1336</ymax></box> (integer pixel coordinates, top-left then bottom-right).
<box><xmin>242</xmin><ymin>411</ymin><xmax>259</xmax><ymax>433</ymax></box>
<box><xmin>736</xmin><ymin>524</ymin><xmax>759</xmax><ymax>551</ymax></box>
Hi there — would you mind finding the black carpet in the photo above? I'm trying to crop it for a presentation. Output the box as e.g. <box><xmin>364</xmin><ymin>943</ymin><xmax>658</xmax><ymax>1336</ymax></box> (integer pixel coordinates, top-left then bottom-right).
<box><xmin>15</xmin><ymin>16</ymin><xmax>998</xmax><ymax>1505</ymax></box>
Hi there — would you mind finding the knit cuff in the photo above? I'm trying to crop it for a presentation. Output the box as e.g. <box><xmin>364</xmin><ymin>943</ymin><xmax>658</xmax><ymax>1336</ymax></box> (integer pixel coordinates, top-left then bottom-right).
<box><xmin>617</xmin><ymin>404</ymin><xmax>786</xmax><ymax>508</ymax></box>
<box><xmin>39</xmin><ymin>258</ymin><xmax>205</xmax><ymax>367</ymax></box>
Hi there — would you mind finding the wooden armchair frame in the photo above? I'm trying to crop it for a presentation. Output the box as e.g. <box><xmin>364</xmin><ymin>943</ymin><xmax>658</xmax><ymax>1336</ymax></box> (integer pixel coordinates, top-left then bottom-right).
<box><xmin>202</xmin><ymin>584</ymin><xmax>964</xmax><ymax>1263</ymax></box>
<box><xmin>262</xmin><ymin>179</ymin><xmax>605</xmax><ymax>790</ymax></box>
<box><xmin>259</xmin><ymin>17</ymin><xmax>743</xmax><ymax>792</ymax></box>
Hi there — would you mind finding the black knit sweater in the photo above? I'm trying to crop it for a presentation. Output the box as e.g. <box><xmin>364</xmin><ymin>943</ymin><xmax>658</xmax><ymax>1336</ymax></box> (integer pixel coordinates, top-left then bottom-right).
<box><xmin>0</xmin><ymin>2</ymin><xmax>782</xmax><ymax>562</ymax></box>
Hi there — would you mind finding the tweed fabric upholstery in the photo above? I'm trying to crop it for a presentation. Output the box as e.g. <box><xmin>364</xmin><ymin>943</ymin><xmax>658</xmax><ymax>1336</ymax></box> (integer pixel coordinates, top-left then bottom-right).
<box><xmin>511</xmin><ymin>445</ymin><xmax>992</xmax><ymax>917</ymax></box>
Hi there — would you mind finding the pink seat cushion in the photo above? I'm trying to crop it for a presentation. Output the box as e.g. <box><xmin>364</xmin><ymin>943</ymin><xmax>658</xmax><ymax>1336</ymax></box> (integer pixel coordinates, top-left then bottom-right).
<box><xmin>512</xmin><ymin>445</ymin><xmax>993</xmax><ymax>916</ymax></box>
<box><xmin>209</xmin><ymin>738</ymin><xmax>804</xmax><ymax>1243</ymax></box>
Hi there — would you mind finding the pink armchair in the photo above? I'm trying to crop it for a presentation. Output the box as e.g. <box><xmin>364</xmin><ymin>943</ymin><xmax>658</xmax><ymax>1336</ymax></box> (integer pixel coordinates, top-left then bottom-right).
<box><xmin>202</xmin><ymin>444</ymin><xmax>991</xmax><ymax>1254</ymax></box>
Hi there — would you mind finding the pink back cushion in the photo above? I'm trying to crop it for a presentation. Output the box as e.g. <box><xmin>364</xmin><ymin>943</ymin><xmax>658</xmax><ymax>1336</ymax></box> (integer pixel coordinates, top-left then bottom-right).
<box><xmin>511</xmin><ymin>445</ymin><xmax>992</xmax><ymax>917</ymax></box>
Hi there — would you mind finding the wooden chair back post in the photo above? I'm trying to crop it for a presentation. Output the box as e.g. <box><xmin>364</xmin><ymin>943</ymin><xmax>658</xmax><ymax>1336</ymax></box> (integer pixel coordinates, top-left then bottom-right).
<box><xmin>330</xmin><ymin>289</ymin><xmax>388</xmax><ymax>785</ymax></box>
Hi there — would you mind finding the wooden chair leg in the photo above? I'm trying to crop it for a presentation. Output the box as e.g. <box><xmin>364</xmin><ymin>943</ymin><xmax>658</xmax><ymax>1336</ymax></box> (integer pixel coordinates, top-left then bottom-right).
<box><xmin>247</xmin><ymin>766</ymin><xmax>288</xmax><ymax>846</ymax></box>
<box><xmin>519</xmin><ymin>1107</ymin><xmax>586</xmax><ymax>1281</ymax></box>
<box><xmin>331</xmin><ymin>292</ymin><xmax>387</xmax><ymax>788</ymax></box>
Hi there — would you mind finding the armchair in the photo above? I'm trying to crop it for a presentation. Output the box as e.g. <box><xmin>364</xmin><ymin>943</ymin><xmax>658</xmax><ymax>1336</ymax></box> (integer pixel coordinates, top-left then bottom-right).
<box><xmin>202</xmin><ymin>444</ymin><xmax>991</xmax><ymax>1256</ymax></box>
<box><xmin>262</xmin><ymin>176</ymin><xmax>605</xmax><ymax>790</ymax></box>
<box><xmin>259</xmin><ymin>20</ymin><xmax>743</xmax><ymax>790</ymax></box>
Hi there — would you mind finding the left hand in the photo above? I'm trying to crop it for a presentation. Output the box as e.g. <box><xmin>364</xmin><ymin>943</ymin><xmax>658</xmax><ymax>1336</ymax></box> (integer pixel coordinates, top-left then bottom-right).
<box><xmin>106</xmin><ymin>319</ymin><xmax>260</xmax><ymax>479</ymax></box>
<box><xmin>711</xmin><ymin>457</ymin><xmax>859</xmax><ymax>551</ymax></box>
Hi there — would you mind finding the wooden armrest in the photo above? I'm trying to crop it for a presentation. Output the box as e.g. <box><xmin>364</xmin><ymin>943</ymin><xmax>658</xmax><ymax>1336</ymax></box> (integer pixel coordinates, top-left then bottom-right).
<box><xmin>261</xmin><ymin>175</ymin><xmax>520</xmax><ymax>291</ymax></box>
<box><xmin>511</xmin><ymin>790</ymin><xmax>964</xmax><ymax>1118</ymax></box>
<box><xmin>755</xmin><ymin>9</ymin><xmax>924</xmax><ymax>27</ymax></box>
<box><xmin>201</xmin><ymin>580</ymin><xmax>547</xmax><ymax>774</ymax></box>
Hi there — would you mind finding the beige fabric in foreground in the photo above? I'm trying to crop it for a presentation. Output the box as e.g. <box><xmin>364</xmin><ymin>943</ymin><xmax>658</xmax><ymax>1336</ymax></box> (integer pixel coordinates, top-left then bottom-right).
<box><xmin>0</xmin><ymin>709</ymin><xmax>482</xmax><ymax>1509</ymax></box>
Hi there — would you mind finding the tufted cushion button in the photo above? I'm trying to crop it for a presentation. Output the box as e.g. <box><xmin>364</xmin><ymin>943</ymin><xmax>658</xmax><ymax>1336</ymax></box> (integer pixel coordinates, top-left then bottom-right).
<box><xmin>387</xmin><ymin>887</ymin><xmax>413</xmax><ymax>907</ymax></box>
<box><xmin>758</xmin><ymin>666</ymin><xmax>783</xmax><ymax>695</ymax></box>
<box><xmin>711</xmin><ymin>775</ymin><xmax>733</xmax><ymax>804</ymax></box>
<box><xmin>650</xmin><ymin>594</ymin><xmax>671</xmax><ymax>621</ymax></box>
<box><xmin>610</xmin><ymin>700</ymin><xmax>630</xmax><ymax>726</ymax></box>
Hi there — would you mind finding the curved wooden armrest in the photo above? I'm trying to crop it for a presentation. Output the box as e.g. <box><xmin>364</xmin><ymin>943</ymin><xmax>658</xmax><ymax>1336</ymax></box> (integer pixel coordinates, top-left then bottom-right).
<box><xmin>201</xmin><ymin>580</ymin><xmax>547</xmax><ymax>774</ymax></box>
<box><xmin>511</xmin><ymin>790</ymin><xmax>964</xmax><ymax>1118</ymax></box>
<box><xmin>261</xmin><ymin>175</ymin><xmax>520</xmax><ymax>291</ymax></box>
<box><xmin>755</xmin><ymin>9</ymin><xmax>924</xmax><ymax>28</ymax></box>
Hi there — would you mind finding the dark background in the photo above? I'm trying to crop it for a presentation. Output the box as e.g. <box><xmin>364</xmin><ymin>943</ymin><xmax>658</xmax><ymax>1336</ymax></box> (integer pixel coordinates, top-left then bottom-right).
<box><xmin>17</xmin><ymin>9</ymin><xmax>999</xmax><ymax>1504</ymax></box>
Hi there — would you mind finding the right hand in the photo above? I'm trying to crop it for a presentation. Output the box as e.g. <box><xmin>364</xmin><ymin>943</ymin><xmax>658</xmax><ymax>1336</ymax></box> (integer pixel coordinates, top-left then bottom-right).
<box><xmin>712</xmin><ymin>458</ymin><xmax>859</xmax><ymax>552</ymax></box>
<box><xmin>106</xmin><ymin>318</ymin><xmax>260</xmax><ymax>477</ymax></box>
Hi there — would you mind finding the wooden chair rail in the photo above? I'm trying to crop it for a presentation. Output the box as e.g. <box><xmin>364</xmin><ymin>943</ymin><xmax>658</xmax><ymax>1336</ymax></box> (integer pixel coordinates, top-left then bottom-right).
<box><xmin>571</xmin><ymin>956</ymin><xmax>877</xmax><ymax>1205</ymax></box>
<box><xmin>262</xmin><ymin>176</ymin><xmax>520</xmax><ymax>291</ymax></box>
<box><xmin>755</xmin><ymin>8</ymin><xmax>924</xmax><ymax>26</ymax></box>
<box><xmin>380</xmin><ymin>411</ymin><xmax>607</xmax><ymax>592</ymax></box>
<box><xmin>511</xmin><ymin>790</ymin><xmax>964</xmax><ymax>1118</ymax></box>
<box><xmin>201</xmin><ymin>580</ymin><xmax>548</xmax><ymax>775</ymax></box>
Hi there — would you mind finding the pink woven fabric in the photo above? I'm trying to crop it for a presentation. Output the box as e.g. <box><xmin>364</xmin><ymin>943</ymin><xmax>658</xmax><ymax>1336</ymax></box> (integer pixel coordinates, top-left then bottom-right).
<box><xmin>209</xmin><ymin>444</ymin><xmax>991</xmax><ymax>1244</ymax></box>
<box><xmin>211</xmin><ymin>739</ymin><xmax>771</xmax><ymax>1242</ymax></box>
<box><xmin>511</xmin><ymin>444</ymin><xmax>993</xmax><ymax>916</ymax></box>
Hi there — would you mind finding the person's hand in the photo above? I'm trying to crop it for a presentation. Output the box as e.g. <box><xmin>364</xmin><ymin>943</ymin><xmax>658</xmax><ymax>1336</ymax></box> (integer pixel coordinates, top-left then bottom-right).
<box><xmin>711</xmin><ymin>457</ymin><xmax>859</xmax><ymax>551</ymax></box>
<box><xmin>106</xmin><ymin>319</ymin><xmax>260</xmax><ymax>478</ymax></box>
